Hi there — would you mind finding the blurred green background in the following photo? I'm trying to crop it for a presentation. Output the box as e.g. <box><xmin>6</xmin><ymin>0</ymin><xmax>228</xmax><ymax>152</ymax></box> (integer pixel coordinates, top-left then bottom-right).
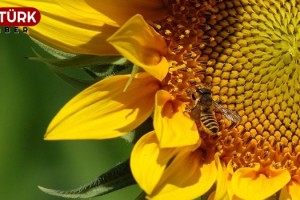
<box><xmin>0</xmin><ymin>31</ymin><xmax>138</xmax><ymax>199</ymax></box>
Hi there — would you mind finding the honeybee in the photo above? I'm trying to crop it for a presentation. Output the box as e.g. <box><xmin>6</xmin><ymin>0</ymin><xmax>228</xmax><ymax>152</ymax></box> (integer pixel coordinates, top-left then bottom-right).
<box><xmin>190</xmin><ymin>88</ymin><xmax>241</xmax><ymax>135</ymax></box>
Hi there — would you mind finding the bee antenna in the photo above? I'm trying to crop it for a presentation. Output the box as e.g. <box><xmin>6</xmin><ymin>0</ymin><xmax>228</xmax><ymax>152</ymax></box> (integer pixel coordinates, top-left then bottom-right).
<box><xmin>197</xmin><ymin>69</ymin><xmax>206</xmax><ymax>74</ymax></box>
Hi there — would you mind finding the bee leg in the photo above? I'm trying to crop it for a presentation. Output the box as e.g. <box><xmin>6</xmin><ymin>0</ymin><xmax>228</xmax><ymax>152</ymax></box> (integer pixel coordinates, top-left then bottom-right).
<box><xmin>185</xmin><ymin>107</ymin><xmax>192</xmax><ymax>112</ymax></box>
<box><xmin>212</xmin><ymin>134</ymin><xmax>220</xmax><ymax>140</ymax></box>
<box><xmin>228</xmin><ymin>121</ymin><xmax>238</xmax><ymax>130</ymax></box>
<box><xmin>192</xmin><ymin>93</ymin><xmax>196</xmax><ymax>100</ymax></box>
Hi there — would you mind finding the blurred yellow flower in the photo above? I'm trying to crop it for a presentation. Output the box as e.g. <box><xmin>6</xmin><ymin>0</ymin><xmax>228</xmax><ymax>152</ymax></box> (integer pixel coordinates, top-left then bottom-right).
<box><xmin>4</xmin><ymin>0</ymin><xmax>300</xmax><ymax>199</ymax></box>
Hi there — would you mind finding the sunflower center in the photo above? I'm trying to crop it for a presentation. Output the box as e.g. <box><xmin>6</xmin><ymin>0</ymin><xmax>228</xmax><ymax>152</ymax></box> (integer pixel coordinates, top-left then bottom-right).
<box><xmin>152</xmin><ymin>0</ymin><xmax>300</xmax><ymax>175</ymax></box>
<box><xmin>151</xmin><ymin>0</ymin><xmax>221</xmax><ymax>105</ymax></box>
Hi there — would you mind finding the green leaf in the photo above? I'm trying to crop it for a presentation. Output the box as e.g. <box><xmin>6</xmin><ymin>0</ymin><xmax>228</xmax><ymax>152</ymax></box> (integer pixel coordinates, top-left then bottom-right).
<box><xmin>55</xmin><ymin>72</ymin><xmax>96</xmax><ymax>90</ymax></box>
<box><xmin>120</xmin><ymin>131</ymin><xmax>136</xmax><ymax>143</ymax></box>
<box><xmin>29</xmin><ymin>38</ymin><xmax>134</xmax><ymax>83</ymax></box>
<box><xmin>30</xmin><ymin>37</ymin><xmax>75</xmax><ymax>59</ymax></box>
<box><xmin>29</xmin><ymin>49</ymin><xmax>95</xmax><ymax>90</ymax></box>
<box><xmin>28</xmin><ymin>49</ymin><xmax>134</xmax><ymax>90</ymax></box>
<box><xmin>39</xmin><ymin>159</ymin><xmax>136</xmax><ymax>199</ymax></box>
<box><xmin>85</xmin><ymin>62</ymin><xmax>132</xmax><ymax>80</ymax></box>
<box><xmin>28</xmin><ymin>54</ymin><xmax>127</xmax><ymax>69</ymax></box>
<box><xmin>123</xmin><ymin>64</ymin><xmax>139</xmax><ymax>92</ymax></box>
<box><xmin>135</xmin><ymin>191</ymin><xmax>147</xmax><ymax>200</ymax></box>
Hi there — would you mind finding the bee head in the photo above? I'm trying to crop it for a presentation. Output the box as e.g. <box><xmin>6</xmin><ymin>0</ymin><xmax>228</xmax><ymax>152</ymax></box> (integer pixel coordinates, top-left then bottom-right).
<box><xmin>197</xmin><ymin>88</ymin><xmax>211</xmax><ymax>95</ymax></box>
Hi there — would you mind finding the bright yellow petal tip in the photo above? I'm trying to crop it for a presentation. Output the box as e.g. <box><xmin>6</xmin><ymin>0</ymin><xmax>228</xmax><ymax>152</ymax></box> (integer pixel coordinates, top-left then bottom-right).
<box><xmin>131</xmin><ymin>132</ymin><xmax>216</xmax><ymax>199</ymax></box>
<box><xmin>130</xmin><ymin>132</ymin><xmax>180</xmax><ymax>195</ymax></box>
<box><xmin>154</xmin><ymin>90</ymin><xmax>199</xmax><ymax>148</ymax></box>
<box><xmin>45</xmin><ymin>73</ymin><xmax>159</xmax><ymax>140</ymax></box>
<box><xmin>151</xmin><ymin>151</ymin><xmax>217</xmax><ymax>200</ymax></box>
<box><xmin>107</xmin><ymin>14</ymin><xmax>169</xmax><ymax>81</ymax></box>
<box><xmin>214</xmin><ymin>154</ymin><xmax>231</xmax><ymax>200</ymax></box>
<box><xmin>231</xmin><ymin>165</ymin><xmax>291</xmax><ymax>200</ymax></box>
<box><xmin>280</xmin><ymin>180</ymin><xmax>300</xmax><ymax>200</ymax></box>
<box><xmin>2</xmin><ymin>0</ymin><xmax>118</xmax><ymax>55</ymax></box>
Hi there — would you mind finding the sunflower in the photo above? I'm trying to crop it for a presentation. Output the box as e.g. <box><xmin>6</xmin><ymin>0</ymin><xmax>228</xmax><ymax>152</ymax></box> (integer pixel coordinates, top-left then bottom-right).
<box><xmin>4</xmin><ymin>0</ymin><xmax>300</xmax><ymax>199</ymax></box>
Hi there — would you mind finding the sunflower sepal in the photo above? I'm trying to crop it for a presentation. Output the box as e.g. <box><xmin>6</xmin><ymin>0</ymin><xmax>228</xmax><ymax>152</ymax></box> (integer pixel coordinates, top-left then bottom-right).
<box><xmin>38</xmin><ymin>159</ymin><xmax>136</xmax><ymax>199</ymax></box>
<box><xmin>30</xmin><ymin>37</ymin><xmax>75</xmax><ymax>59</ymax></box>
<box><xmin>52</xmin><ymin>72</ymin><xmax>98</xmax><ymax>91</ymax></box>
<box><xmin>27</xmin><ymin>52</ymin><xmax>129</xmax><ymax>69</ymax></box>
<box><xmin>28</xmin><ymin>49</ymin><xmax>134</xmax><ymax>90</ymax></box>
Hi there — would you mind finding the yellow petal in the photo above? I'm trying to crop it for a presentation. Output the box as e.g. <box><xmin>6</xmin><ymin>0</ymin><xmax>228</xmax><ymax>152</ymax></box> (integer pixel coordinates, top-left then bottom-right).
<box><xmin>2</xmin><ymin>1</ymin><xmax>118</xmax><ymax>55</ymax></box>
<box><xmin>208</xmin><ymin>192</ymin><xmax>243</xmax><ymax>200</ymax></box>
<box><xmin>210</xmin><ymin>159</ymin><xmax>242</xmax><ymax>200</ymax></box>
<box><xmin>56</xmin><ymin>0</ymin><xmax>168</xmax><ymax>27</ymax></box>
<box><xmin>151</xmin><ymin>151</ymin><xmax>217</xmax><ymax>199</ymax></box>
<box><xmin>231</xmin><ymin>165</ymin><xmax>291</xmax><ymax>200</ymax></box>
<box><xmin>45</xmin><ymin>73</ymin><xmax>159</xmax><ymax>140</ymax></box>
<box><xmin>107</xmin><ymin>14</ymin><xmax>169</xmax><ymax>81</ymax></box>
<box><xmin>130</xmin><ymin>131</ymin><xmax>180</xmax><ymax>194</ymax></box>
<box><xmin>279</xmin><ymin>180</ymin><xmax>300</xmax><ymax>200</ymax></box>
<box><xmin>214</xmin><ymin>155</ymin><xmax>230</xmax><ymax>200</ymax></box>
<box><xmin>279</xmin><ymin>185</ymin><xmax>291</xmax><ymax>200</ymax></box>
<box><xmin>154</xmin><ymin>90</ymin><xmax>199</xmax><ymax>148</ymax></box>
<box><xmin>287</xmin><ymin>180</ymin><xmax>300</xmax><ymax>200</ymax></box>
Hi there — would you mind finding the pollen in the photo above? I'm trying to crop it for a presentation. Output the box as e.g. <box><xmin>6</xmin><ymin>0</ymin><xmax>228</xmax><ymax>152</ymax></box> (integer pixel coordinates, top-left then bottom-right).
<box><xmin>151</xmin><ymin>0</ymin><xmax>300</xmax><ymax>176</ymax></box>
<box><xmin>153</xmin><ymin>0</ymin><xmax>222</xmax><ymax>104</ymax></box>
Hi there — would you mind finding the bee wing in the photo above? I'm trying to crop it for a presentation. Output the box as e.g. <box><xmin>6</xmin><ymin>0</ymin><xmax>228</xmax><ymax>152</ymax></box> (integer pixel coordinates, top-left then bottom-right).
<box><xmin>213</xmin><ymin>101</ymin><xmax>242</xmax><ymax>124</ymax></box>
<box><xmin>190</xmin><ymin>104</ymin><xmax>202</xmax><ymax>121</ymax></box>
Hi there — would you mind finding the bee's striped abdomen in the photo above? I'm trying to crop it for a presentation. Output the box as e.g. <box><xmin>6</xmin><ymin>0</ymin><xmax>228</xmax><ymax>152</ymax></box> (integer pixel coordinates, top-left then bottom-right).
<box><xmin>200</xmin><ymin>111</ymin><xmax>219</xmax><ymax>135</ymax></box>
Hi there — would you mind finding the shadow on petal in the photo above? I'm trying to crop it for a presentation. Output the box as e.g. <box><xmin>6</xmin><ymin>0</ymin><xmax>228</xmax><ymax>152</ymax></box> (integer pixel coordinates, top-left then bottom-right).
<box><xmin>45</xmin><ymin>73</ymin><xmax>160</xmax><ymax>140</ymax></box>
<box><xmin>131</xmin><ymin>132</ymin><xmax>181</xmax><ymax>194</ymax></box>
<box><xmin>154</xmin><ymin>90</ymin><xmax>199</xmax><ymax>148</ymax></box>
<box><xmin>151</xmin><ymin>149</ymin><xmax>217</xmax><ymax>200</ymax></box>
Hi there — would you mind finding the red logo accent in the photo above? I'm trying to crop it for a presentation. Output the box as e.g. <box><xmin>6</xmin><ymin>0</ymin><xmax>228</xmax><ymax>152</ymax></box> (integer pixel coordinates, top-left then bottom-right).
<box><xmin>0</xmin><ymin>7</ymin><xmax>41</xmax><ymax>26</ymax></box>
